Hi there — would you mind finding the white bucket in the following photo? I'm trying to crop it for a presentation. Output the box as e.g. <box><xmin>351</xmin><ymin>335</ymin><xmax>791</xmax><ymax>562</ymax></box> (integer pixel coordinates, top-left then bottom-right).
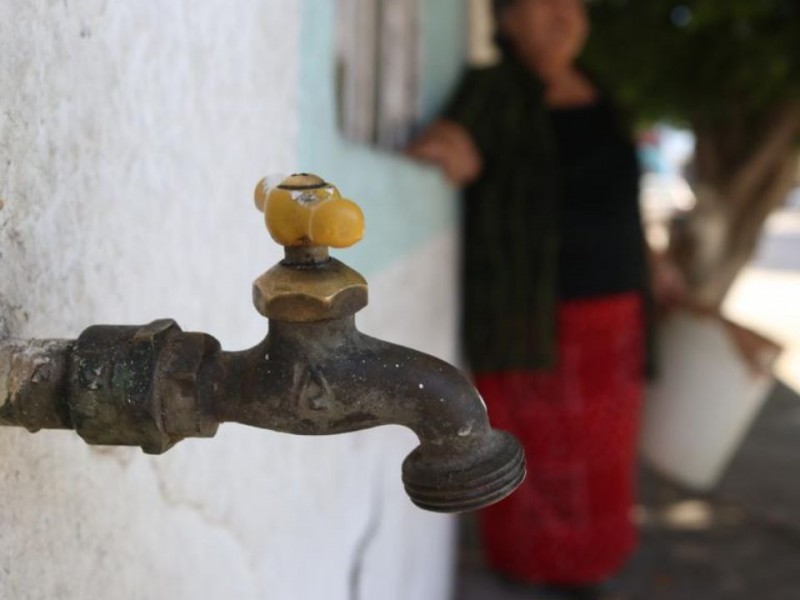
<box><xmin>641</xmin><ymin>311</ymin><xmax>780</xmax><ymax>491</ymax></box>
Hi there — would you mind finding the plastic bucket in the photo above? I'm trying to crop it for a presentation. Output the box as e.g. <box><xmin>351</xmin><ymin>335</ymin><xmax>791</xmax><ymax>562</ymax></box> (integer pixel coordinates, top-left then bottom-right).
<box><xmin>641</xmin><ymin>311</ymin><xmax>780</xmax><ymax>491</ymax></box>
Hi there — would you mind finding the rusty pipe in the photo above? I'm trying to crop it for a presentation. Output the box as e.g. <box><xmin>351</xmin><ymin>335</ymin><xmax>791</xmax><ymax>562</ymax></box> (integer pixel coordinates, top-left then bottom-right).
<box><xmin>0</xmin><ymin>316</ymin><xmax>524</xmax><ymax>512</ymax></box>
<box><xmin>0</xmin><ymin>338</ymin><xmax>73</xmax><ymax>432</ymax></box>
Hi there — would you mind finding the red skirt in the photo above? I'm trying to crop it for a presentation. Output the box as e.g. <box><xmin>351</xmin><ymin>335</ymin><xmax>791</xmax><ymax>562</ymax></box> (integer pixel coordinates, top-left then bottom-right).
<box><xmin>474</xmin><ymin>292</ymin><xmax>644</xmax><ymax>585</ymax></box>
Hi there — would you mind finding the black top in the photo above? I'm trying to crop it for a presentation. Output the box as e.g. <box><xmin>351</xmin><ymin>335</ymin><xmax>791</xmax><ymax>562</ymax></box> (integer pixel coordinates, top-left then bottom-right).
<box><xmin>549</xmin><ymin>101</ymin><xmax>647</xmax><ymax>300</ymax></box>
<box><xmin>442</xmin><ymin>59</ymin><xmax>653</xmax><ymax>374</ymax></box>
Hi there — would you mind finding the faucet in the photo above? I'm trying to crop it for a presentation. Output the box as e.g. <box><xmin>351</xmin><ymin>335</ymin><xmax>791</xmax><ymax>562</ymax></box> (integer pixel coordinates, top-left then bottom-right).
<box><xmin>0</xmin><ymin>174</ymin><xmax>525</xmax><ymax>513</ymax></box>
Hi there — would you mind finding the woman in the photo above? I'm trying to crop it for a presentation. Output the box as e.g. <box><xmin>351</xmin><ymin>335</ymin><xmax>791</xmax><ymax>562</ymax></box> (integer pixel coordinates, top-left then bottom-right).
<box><xmin>408</xmin><ymin>0</ymin><xmax>665</xmax><ymax>595</ymax></box>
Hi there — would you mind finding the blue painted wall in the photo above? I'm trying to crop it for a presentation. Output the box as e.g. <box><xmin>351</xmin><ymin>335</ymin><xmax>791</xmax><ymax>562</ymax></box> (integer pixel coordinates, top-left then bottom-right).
<box><xmin>298</xmin><ymin>0</ymin><xmax>467</xmax><ymax>275</ymax></box>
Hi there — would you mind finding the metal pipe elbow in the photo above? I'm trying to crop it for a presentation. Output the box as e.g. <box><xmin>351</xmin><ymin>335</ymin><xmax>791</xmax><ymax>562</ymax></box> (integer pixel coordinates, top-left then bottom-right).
<box><xmin>356</xmin><ymin>337</ymin><xmax>526</xmax><ymax>513</ymax></box>
<box><xmin>213</xmin><ymin>318</ymin><xmax>526</xmax><ymax>513</ymax></box>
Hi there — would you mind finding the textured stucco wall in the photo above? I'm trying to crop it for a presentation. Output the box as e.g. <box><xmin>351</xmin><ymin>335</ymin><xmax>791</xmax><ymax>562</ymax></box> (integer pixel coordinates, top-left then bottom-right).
<box><xmin>0</xmin><ymin>1</ymin><xmax>458</xmax><ymax>598</ymax></box>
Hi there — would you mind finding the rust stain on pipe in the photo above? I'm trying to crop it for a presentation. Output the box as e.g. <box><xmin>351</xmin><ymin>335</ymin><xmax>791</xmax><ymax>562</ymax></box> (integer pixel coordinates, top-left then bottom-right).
<box><xmin>0</xmin><ymin>338</ymin><xmax>73</xmax><ymax>431</ymax></box>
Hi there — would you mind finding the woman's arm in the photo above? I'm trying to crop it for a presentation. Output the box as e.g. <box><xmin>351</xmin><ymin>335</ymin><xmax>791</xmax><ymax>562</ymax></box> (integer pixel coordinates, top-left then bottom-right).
<box><xmin>406</xmin><ymin>69</ymin><xmax>496</xmax><ymax>186</ymax></box>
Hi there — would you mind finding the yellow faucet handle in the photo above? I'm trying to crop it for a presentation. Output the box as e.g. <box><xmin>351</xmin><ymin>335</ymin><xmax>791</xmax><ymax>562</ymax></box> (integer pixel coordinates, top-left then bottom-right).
<box><xmin>254</xmin><ymin>173</ymin><xmax>365</xmax><ymax>249</ymax></box>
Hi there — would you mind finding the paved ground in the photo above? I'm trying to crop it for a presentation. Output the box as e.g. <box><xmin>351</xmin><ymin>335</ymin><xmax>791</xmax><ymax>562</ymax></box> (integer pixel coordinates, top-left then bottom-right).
<box><xmin>454</xmin><ymin>206</ymin><xmax>800</xmax><ymax>600</ymax></box>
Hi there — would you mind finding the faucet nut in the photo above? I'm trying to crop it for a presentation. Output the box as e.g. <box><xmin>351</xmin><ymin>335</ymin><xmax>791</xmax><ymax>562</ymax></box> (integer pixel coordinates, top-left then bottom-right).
<box><xmin>69</xmin><ymin>320</ymin><xmax>219</xmax><ymax>454</ymax></box>
<box><xmin>252</xmin><ymin>258</ymin><xmax>368</xmax><ymax>322</ymax></box>
<box><xmin>158</xmin><ymin>331</ymin><xmax>220</xmax><ymax>441</ymax></box>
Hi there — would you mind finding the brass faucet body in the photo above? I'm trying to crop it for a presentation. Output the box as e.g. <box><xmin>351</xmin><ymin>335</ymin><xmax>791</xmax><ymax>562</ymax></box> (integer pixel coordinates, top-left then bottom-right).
<box><xmin>0</xmin><ymin>176</ymin><xmax>525</xmax><ymax>513</ymax></box>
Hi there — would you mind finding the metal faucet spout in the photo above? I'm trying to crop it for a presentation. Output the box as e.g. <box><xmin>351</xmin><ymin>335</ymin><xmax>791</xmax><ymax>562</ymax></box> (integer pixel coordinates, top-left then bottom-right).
<box><xmin>212</xmin><ymin>316</ymin><xmax>525</xmax><ymax>512</ymax></box>
<box><xmin>214</xmin><ymin>317</ymin><xmax>487</xmax><ymax>438</ymax></box>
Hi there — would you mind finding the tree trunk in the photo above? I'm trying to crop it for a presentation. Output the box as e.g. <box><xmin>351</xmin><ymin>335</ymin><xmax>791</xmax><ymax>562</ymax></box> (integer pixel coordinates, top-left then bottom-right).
<box><xmin>668</xmin><ymin>102</ymin><xmax>800</xmax><ymax>309</ymax></box>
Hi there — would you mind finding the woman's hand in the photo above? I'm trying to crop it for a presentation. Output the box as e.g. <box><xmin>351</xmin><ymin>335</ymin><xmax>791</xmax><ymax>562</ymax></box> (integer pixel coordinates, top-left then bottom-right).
<box><xmin>649</xmin><ymin>250</ymin><xmax>688</xmax><ymax>312</ymax></box>
<box><xmin>406</xmin><ymin>120</ymin><xmax>483</xmax><ymax>186</ymax></box>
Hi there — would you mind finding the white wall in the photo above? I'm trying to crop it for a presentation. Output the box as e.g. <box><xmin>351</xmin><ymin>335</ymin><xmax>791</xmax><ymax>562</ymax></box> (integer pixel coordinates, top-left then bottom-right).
<box><xmin>0</xmin><ymin>1</ymin><xmax>456</xmax><ymax>598</ymax></box>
